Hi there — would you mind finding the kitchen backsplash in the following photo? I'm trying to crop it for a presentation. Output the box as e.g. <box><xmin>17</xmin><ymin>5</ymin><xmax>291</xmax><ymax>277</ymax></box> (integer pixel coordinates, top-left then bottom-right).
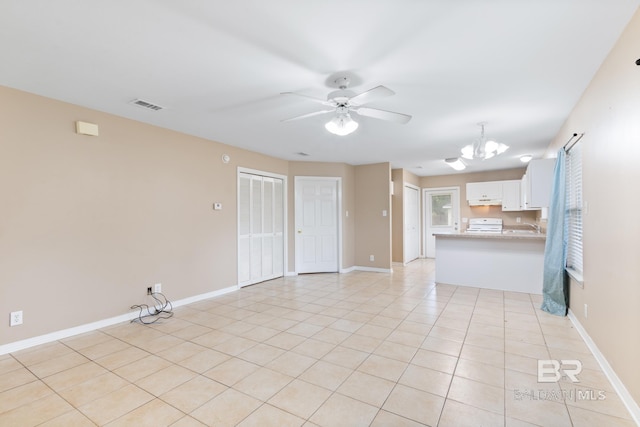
<box><xmin>467</xmin><ymin>205</ymin><xmax>538</xmax><ymax>228</ymax></box>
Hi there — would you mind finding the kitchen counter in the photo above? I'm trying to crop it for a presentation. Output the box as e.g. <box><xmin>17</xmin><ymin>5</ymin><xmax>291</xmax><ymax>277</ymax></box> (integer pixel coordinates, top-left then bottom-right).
<box><xmin>433</xmin><ymin>231</ymin><xmax>546</xmax><ymax>241</ymax></box>
<box><xmin>434</xmin><ymin>231</ymin><xmax>545</xmax><ymax>294</ymax></box>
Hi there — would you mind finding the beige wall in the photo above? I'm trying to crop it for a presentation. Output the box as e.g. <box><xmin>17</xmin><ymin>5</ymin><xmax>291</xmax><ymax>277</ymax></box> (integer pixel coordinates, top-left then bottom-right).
<box><xmin>287</xmin><ymin>162</ymin><xmax>356</xmax><ymax>270</ymax></box>
<box><xmin>0</xmin><ymin>86</ymin><xmax>393</xmax><ymax>345</ymax></box>
<box><xmin>421</xmin><ymin>168</ymin><xmax>538</xmax><ymax>229</ymax></box>
<box><xmin>0</xmin><ymin>86</ymin><xmax>288</xmax><ymax>344</ymax></box>
<box><xmin>544</xmin><ymin>8</ymin><xmax>640</xmax><ymax>404</ymax></box>
<box><xmin>354</xmin><ymin>163</ymin><xmax>392</xmax><ymax>269</ymax></box>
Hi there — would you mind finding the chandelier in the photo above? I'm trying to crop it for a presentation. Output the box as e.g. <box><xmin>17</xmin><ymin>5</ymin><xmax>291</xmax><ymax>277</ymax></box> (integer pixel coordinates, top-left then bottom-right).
<box><xmin>461</xmin><ymin>123</ymin><xmax>509</xmax><ymax>160</ymax></box>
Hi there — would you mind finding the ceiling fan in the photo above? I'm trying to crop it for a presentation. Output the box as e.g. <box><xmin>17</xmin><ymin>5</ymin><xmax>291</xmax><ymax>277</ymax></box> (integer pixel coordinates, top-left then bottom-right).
<box><xmin>281</xmin><ymin>77</ymin><xmax>412</xmax><ymax>136</ymax></box>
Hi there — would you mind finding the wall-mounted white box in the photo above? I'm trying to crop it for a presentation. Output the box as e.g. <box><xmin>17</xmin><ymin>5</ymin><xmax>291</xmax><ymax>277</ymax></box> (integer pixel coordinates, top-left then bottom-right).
<box><xmin>76</xmin><ymin>121</ymin><xmax>99</xmax><ymax>136</ymax></box>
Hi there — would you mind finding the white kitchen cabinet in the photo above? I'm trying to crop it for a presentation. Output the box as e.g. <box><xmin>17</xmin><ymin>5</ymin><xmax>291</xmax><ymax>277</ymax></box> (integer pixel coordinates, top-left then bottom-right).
<box><xmin>501</xmin><ymin>180</ymin><xmax>521</xmax><ymax>211</ymax></box>
<box><xmin>466</xmin><ymin>181</ymin><xmax>502</xmax><ymax>204</ymax></box>
<box><xmin>522</xmin><ymin>159</ymin><xmax>555</xmax><ymax>209</ymax></box>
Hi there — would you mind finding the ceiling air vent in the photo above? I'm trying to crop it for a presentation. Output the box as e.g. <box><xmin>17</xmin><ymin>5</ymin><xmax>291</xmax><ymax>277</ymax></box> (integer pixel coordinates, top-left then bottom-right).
<box><xmin>130</xmin><ymin>98</ymin><xmax>164</xmax><ymax>111</ymax></box>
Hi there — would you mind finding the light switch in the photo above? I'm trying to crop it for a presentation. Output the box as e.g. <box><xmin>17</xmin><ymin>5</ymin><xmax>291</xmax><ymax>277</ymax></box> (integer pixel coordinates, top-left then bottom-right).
<box><xmin>345</xmin><ymin>210</ymin><xmax>349</xmax><ymax>217</ymax></box>
<box><xmin>382</xmin><ymin>210</ymin><xmax>387</xmax><ymax>217</ymax></box>
<box><xmin>213</xmin><ymin>203</ymin><xmax>222</xmax><ymax>210</ymax></box>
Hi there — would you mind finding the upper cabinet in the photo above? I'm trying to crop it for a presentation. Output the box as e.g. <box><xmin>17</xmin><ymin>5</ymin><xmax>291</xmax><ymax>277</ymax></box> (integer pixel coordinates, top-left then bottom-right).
<box><xmin>466</xmin><ymin>181</ymin><xmax>503</xmax><ymax>205</ymax></box>
<box><xmin>501</xmin><ymin>180</ymin><xmax>522</xmax><ymax>211</ymax></box>
<box><xmin>522</xmin><ymin>159</ymin><xmax>555</xmax><ymax>209</ymax></box>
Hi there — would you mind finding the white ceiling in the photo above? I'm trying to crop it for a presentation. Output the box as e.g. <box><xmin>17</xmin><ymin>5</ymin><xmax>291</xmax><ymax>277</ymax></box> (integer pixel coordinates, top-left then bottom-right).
<box><xmin>1</xmin><ymin>1</ymin><xmax>638</xmax><ymax>176</ymax></box>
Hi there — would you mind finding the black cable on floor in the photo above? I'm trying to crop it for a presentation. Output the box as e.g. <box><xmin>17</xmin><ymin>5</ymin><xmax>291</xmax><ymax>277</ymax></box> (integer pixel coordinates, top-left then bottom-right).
<box><xmin>130</xmin><ymin>292</ymin><xmax>173</xmax><ymax>324</ymax></box>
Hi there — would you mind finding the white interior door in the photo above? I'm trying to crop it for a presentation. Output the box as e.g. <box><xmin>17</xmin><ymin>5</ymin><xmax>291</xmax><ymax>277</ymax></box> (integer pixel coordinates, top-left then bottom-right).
<box><xmin>424</xmin><ymin>187</ymin><xmax>460</xmax><ymax>258</ymax></box>
<box><xmin>238</xmin><ymin>172</ymin><xmax>284</xmax><ymax>287</ymax></box>
<box><xmin>295</xmin><ymin>177</ymin><xmax>339</xmax><ymax>273</ymax></box>
<box><xmin>404</xmin><ymin>185</ymin><xmax>420</xmax><ymax>264</ymax></box>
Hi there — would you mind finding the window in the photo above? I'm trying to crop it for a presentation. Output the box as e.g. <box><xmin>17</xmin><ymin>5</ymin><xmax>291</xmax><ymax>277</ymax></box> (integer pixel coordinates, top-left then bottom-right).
<box><xmin>565</xmin><ymin>141</ymin><xmax>583</xmax><ymax>279</ymax></box>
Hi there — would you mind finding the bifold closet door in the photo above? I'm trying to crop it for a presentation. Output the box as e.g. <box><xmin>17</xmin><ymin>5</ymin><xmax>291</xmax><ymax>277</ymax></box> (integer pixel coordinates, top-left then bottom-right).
<box><xmin>238</xmin><ymin>173</ymin><xmax>284</xmax><ymax>287</ymax></box>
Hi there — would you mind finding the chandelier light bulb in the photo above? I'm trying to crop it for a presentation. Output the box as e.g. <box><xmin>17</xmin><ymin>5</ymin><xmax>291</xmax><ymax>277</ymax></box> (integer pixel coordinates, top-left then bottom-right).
<box><xmin>325</xmin><ymin>114</ymin><xmax>358</xmax><ymax>136</ymax></box>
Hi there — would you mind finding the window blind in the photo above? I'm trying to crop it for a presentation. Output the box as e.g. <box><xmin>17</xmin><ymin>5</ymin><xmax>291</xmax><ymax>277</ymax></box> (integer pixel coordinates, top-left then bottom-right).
<box><xmin>565</xmin><ymin>141</ymin><xmax>583</xmax><ymax>275</ymax></box>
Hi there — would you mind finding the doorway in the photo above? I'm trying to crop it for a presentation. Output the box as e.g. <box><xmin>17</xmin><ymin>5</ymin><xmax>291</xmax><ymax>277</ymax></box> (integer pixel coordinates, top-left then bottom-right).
<box><xmin>294</xmin><ymin>177</ymin><xmax>340</xmax><ymax>273</ymax></box>
<box><xmin>404</xmin><ymin>184</ymin><xmax>421</xmax><ymax>264</ymax></box>
<box><xmin>423</xmin><ymin>186</ymin><xmax>460</xmax><ymax>258</ymax></box>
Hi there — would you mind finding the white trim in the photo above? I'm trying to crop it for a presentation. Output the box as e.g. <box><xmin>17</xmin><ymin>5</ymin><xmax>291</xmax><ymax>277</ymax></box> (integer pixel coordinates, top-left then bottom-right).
<box><xmin>340</xmin><ymin>266</ymin><xmax>356</xmax><ymax>274</ymax></box>
<box><xmin>568</xmin><ymin>309</ymin><xmax>640</xmax><ymax>425</ymax></box>
<box><xmin>171</xmin><ymin>285</ymin><xmax>237</xmax><ymax>308</ymax></box>
<box><xmin>285</xmin><ymin>271</ymin><xmax>298</xmax><ymax>277</ymax></box>
<box><xmin>0</xmin><ymin>285</ymin><xmax>238</xmax><ymax>356</ymax></box>
<box><xmin>352</xmin><ymin>266</ymin><xmax>393</xmax><ymax>273</ymax></box>
<box><xmin>566</xmin><ymin>267</ymin><xmax>584</xmax><ymax>287</ymax></box>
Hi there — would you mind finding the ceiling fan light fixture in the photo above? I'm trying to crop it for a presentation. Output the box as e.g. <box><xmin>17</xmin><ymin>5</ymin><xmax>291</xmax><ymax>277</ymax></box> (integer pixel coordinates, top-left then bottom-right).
<box><xmin>520</xmin><ymin>154</ymin><xmax>533</xmax><ymax>163</ymax></box>
<box><xmin>325</xmin><ymin>113</ymin><xmax>358</xmax><ymax>136</ymax></box>
<box><xmin>445</xmin><ymin>157</ymin><xmax>466</xmax><ymax>171</ymax></box>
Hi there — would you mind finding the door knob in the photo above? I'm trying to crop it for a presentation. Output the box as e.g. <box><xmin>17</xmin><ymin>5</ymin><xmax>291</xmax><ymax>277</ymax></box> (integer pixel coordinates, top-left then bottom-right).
<box><xmin>297</xmin><ymin>230</ymin><xmax>302</xmax><ymax>234</ymax></box>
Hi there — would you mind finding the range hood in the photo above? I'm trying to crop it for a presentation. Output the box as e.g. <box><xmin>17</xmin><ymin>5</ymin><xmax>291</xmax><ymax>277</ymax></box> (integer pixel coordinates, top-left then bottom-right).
<box><xmin>468</xmin><ymin>198</ymin><xmax>502</xmax><ymax>206</ymax></box>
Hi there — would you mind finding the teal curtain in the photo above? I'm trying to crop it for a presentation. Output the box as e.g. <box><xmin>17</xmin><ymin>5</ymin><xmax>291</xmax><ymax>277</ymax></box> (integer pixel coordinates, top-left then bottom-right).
<box><xmin>541</xmin><ymin>149</ymin><xmax>568</xmax><ymax>316</ymax></box>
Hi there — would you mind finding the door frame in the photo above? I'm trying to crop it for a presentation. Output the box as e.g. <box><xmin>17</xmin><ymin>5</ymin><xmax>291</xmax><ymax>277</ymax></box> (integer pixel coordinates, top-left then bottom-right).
<box><xmin>422</xmin><ymin>186</ymin><xmax>460</xmax><ymax>258</ymax></box>
<box><xmin>294</xmin><ymin>176</ymin><xmax>342</xmax><ymax>274</ymax></box>
<box><xmin>403</xmin><ymin>183</ymin><xmax>421</xmax><ymax>265</ymax></box>
<box><xmin>237</xmin><ymin>167</ymin><xmax>288</xmax><ymax>286</ymax></box>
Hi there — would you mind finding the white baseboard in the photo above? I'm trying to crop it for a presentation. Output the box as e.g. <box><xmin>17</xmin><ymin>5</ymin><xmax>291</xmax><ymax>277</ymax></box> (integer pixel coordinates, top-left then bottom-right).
<box><xmin>340</xmin><ymin>266</ymin><xmax>356</xmax><ymax>273</ymax></box>
<box><xmin>171</xmin><ymin>285</ymin><xmax>237</xmax><ymax>308</ymax></box>
<box><xmin>285</xmin><ymin>271</ymin><xmax>298</xmax><ymax>277</ymax></box>
<box><xmin>0</xmin><ymin>285</ymin><xmax>238</xmax><ymax>356</ymax></box>
<box><xmin>568</xmin><ymin>309</ymin><xmax>640</xmax><ymax>425</ymax></box>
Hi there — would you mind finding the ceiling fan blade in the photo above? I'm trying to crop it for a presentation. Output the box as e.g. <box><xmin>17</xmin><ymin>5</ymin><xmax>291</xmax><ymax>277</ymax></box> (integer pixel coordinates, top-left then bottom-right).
<box><xmin>281</xmin><ymin>109</ymin><xmax>335</xmax><ymax>122</ymax></box>
<box><xmin>348</xmin><ymin>85</ymin><xmax>395</xmax><ymax>106</ymax></box>
<box><xmin>280</xmin><ymin>91</ymin><xmax>334</xmax><ymax>106</ymax></box>
<box><xmin>353</xmin><ymin>107</ymin><xmax>412</xmax><ymax>124</ymax></box>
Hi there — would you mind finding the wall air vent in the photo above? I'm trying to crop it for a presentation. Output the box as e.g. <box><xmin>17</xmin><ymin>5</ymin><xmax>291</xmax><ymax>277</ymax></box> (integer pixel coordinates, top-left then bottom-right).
<box><xmin>130</xmin><ymin>99</ymin><xmax>164</xmax><ymax>111</ymax></box>
<box><xmin>296</xmin><ymin>152</ymin><xmax>310</xmax><ymax>157</ymax></box>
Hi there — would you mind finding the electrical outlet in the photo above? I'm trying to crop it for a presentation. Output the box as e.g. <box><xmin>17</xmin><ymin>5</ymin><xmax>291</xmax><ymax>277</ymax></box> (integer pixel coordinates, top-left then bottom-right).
<box><xmin>147</xmin><ymin>287</ymin><xmax>152</xmax><ymax>295</ymax></box>
<box><xmin>154</xmin><ymin>283</ymin><xmax>162</xmax><ymax>293</ymax></box>
<box><xmin>369</xmin><ymin>255</ymin><xmax>375</xmax><ymax>262</ymax></box>
<box><xmin>584</xmin><ymin>303</ymin><xmax>588</xmax><ymax>319</ymax></box>
<box><xmin>10</xmin><ymin>311</ymin><xmax>23</xmax><ymax>326</ymax></box>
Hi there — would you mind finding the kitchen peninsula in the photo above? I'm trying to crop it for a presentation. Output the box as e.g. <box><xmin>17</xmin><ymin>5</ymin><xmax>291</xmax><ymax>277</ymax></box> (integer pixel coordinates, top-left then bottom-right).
<box><xmin>434</xmin><ymin>231</ymin><xmax>546</xmax><ymax>294</ymax></box>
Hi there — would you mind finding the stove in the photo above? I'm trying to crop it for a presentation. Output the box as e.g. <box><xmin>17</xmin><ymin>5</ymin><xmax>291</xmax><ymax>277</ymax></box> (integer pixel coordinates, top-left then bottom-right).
<box><xmin>465</xmin><ymin>218</ymin><xmax>503</xmax><ymax>234</ymax></box>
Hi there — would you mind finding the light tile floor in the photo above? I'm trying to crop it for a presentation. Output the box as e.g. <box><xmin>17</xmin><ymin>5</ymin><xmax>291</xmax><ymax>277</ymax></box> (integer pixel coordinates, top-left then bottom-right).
<box><xmin>0</xmin><ymin>259</ymin><xmax>635</xmax><ymax>426</ymax></box>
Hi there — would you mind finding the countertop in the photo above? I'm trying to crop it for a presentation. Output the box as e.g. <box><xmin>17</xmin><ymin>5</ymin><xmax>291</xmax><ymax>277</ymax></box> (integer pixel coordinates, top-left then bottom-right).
<box><xmin>433</xmin><ymin>231</ymin><xmax>546</xmax><ymax>241</ymax></box>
